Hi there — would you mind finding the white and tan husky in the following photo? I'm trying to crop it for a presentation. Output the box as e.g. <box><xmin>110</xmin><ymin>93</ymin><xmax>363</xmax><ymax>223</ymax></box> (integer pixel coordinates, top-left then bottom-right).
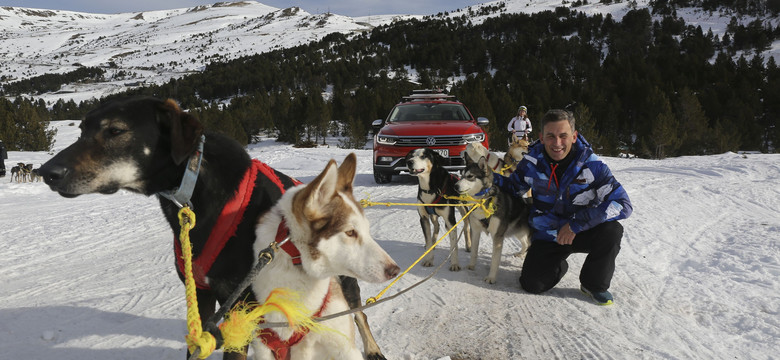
<box><xmin>464</xmin><ymin>135</ymin><xmax>530</xmax><ymax>177</ymax></box>
<box><xmin>250</xmin><ymin>153</ymin><xmax>400</xmax><ymax>360</ymax></box>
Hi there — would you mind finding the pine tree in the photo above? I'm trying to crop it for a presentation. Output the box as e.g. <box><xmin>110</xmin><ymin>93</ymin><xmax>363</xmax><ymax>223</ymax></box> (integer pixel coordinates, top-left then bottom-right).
<box><xmin>676</xmin><ymin>87</ymin><xmax>710</xmax><ymax>155</ymax></box>
<box><xmin>573</xmin><ymin>103</ymin><xmax>606</xmax><ymax>154</ymax></box>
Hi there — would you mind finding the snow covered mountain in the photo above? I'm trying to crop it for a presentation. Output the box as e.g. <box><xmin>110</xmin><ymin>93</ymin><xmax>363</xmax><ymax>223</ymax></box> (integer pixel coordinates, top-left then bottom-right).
<box><xmin>0</xmin><ymin>1</ymin><xmax>415</xmax><ymax>103</ymax></box>
<box><xmin>1</xmin><ymin>0</ymin><xmax>778</xmax><ymax>105</ymax></box>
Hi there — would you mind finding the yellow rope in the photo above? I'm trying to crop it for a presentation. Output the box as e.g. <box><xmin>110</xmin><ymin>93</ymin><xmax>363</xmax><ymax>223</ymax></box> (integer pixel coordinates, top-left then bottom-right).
<box><xmin>366</xmin><ymin>203</ymin><xmax>481</xmax><ymax>304</ymax></box>
<box><xmin>359</xmin><ymin>197</ymin><xmax>462</xmax><ymax>208</ymax></box>
<box><xmin>219</xmin><ymin>288</ymin><xmax>339</xmax><ymax>353</ymax></box>
<box><xmin>499</xmin><ymin>163</ymin><xmax>514</xmax><ymax>173</ymax></box>
<box><xmin>177</xmin><ymin>207</ymin><xmax>217</xmax><ymax>359</ymax></box>
<box><xmin>442</xmin><ymin>194</ymin><xmax>496</xmax><ymax>218</ymax></box>
<box><xmin>359</xmin><ymin>193</ymin><xmax>493</xmax><ymax>216</ymax></box>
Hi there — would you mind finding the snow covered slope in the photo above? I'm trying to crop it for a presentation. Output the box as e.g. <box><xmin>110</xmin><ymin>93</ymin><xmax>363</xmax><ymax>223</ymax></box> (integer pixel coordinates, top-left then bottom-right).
<box><xmin>2</xmin><ymin>0</ymin><xmax>778</xmax><ymax>105</ymax></box>
<box><xmin>1</xmin><ymin>121</ymin><xmax>778</xmax><ymax>359</ymax></box>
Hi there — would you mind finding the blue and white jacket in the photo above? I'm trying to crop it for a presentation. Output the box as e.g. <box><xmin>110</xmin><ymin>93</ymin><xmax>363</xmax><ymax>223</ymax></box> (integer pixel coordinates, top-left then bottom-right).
<box><xmin>493</xmin><ymin>134</ymin><xmax>632</xmax><ymax>242</ymax></box>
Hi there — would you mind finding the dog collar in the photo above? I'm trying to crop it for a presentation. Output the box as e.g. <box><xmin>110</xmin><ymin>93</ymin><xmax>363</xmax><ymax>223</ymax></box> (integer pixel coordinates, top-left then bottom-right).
<box><xmin>475</xmin><ymin>187</ymin><xmax>491</xmax><ymax>197</ymax></box>
<box><xmin>159</xmin><ymin>135</ymin><xmax>205</xmax><ymax>209</ymax></box>
<box><xmin>275</xmin><ymin>219</ymin><xmax>302</xmax><ymax>266</ymax></box>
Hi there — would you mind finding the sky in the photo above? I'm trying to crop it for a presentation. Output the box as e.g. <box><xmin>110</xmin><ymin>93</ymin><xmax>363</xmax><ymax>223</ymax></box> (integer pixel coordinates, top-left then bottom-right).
<box><xmin>0</xmin><ymin>0</ymin><xmax>489</xmax><ymax>17</ymax></box>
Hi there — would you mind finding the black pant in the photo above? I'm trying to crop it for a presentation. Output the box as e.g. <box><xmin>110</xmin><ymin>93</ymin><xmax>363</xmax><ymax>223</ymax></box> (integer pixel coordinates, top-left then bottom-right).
<box><xmin>520</xmin><ymin>221</ymin><xmax>623</xmax><ymax>294</ymax></box>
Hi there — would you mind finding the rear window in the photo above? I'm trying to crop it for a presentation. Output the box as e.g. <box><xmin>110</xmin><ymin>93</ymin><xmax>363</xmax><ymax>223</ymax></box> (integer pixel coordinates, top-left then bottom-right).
<box><xmin>388</xmin><ymin>103</ymin><xmax>471</xmax><ymax>122</ymax></box>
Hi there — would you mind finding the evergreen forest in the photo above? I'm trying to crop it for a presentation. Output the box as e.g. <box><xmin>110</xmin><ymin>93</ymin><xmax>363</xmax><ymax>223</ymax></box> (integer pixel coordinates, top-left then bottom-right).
<box><xmin>2</xmin><ymin>3</ymin><xmax>779</xmax><ymax>158</ymax></box>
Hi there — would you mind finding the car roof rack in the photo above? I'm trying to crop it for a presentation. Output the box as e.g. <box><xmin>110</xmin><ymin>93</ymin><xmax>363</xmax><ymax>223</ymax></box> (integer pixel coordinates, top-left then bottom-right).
<box><xmin>402</xmin><ymin>89</ymin><xmax>456</xmax><ymax>102</ymax></box>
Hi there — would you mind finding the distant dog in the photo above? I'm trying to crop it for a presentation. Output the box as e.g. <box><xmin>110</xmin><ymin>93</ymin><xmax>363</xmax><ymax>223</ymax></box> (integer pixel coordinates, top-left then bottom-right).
<box><xmin>455</xmin><ymin>156</ymin><xmax>531</xmax><ymax>284</ymax></box>
<box><xmin>9</xmin><ymin>165</ymin><xmax>20</xmax><ymax>182</ymax></box>
<box><xmin>250</xmin><ymin>153</ymin><xmax>400</xmax><ymax>360</ymax></box>
<box><xmin>30</xmin><ymin>168</ymin><xmax>42</xmax><ymax>182</ymax></box>
<box><xmin>19</xmin><ymin>163</ymin><xmax>33</xmax><ymax>182</ymax></box>
<box><xmin>39</xmin><ymin>96</ymin><xmax>389</xmax><ymax>360</ymax></box>
<box><xmin>405</xmin><ymin>148</ymin><xmax>471</xmax><ymax>271</ymax></box>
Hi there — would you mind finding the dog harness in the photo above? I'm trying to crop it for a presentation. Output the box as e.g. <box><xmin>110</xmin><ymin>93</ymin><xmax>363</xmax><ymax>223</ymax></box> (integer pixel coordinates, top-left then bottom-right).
<box><xmin>419</xmin><ymin>173</ymin><xmax>460</xmax><ymax>215</ymax></box>
<box><xmin>256</xmin><ymin>219</ymin><xmax>328</xmax><ymax>360</ymax></box>
<box><xmin>174</xmin><ymin>159</ymin><xmax>301</xmax><ymax>289</ymax></box>
<box><xmin>258</xmin><ymin>285</ymin><xmax>332</xmax><ymax>360</ymax></box>
<box><xmin>485</xmin><ymin>153</ymin><xmax>503</xmax><ymax>172</ymax></box>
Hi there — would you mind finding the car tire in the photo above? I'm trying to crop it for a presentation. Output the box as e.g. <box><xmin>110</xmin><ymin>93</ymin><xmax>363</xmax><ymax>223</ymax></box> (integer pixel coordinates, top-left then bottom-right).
<box><xmin>373</xmin><ymin>169</ymin><xmax>393</xmax><ymax>184</ymax></box>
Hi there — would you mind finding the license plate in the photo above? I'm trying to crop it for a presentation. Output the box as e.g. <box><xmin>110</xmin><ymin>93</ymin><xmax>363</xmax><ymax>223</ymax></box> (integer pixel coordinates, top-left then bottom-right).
<box><xmin>434</xmin><ymin>149</ymin><xmax>449</xmax><ymax>158</ymax></box>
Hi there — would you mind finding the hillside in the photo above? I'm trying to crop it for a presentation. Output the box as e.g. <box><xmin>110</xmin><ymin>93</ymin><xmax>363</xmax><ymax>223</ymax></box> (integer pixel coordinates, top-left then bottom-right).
<box><xmin>1</xmin><ymin>0</ymin><xmax>779</xmax><ymax>157</ymax></box>
<box><xmin>0</xmin><ymin>1</ymin><xmax>414</xmax><ymax>104</ymax></box>
<box><xmin>1</xmin><ymin>0</ymin><xmax>778</xmax><ymax>104</ymax></box>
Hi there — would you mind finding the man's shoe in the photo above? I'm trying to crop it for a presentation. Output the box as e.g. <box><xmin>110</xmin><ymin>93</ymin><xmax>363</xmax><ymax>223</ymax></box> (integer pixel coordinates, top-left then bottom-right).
<box><xmin>580</xmin><ymin>286</ymin><xmax>614</xmax><ymax>306</ymax></box>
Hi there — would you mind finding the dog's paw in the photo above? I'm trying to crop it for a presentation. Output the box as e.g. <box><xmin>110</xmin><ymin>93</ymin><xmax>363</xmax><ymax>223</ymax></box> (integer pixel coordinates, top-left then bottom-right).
<box><xmin>422</xmin><ymin>259</ymin><xmax>434</xmax><ymax>267</ymax></box>
<box><xmin>484</xmin><ymin>276</ymin><xmax>497</xmax><ymax>284</ymax></box>
<box><xmin>467</xmin><ymin>264</ymin><xmax>475</xmax><ymax>270</ymax></box>
<box><xmin>449</xmin><ymin>264</ymin><xmax>461</xmax><ymax>271</ymax></box>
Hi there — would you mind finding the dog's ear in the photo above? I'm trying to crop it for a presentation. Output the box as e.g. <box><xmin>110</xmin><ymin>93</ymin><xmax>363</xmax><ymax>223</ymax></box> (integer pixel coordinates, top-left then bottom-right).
<box><xmin>158</xmin><ymin>99</ymin><xmax>204</xmax><ymax>165</ymax></box>
<box><xmin>295</xmin><ymin>159</ymin><xmax>339</xmax><ymax>222</ymax></box>
<box><xmin>337</xmin><ymin>153</ymin><xmax>357</xmax><ymax>193</ymax></box>
<box><xmin>478</xmin><ymin>156</ymin><xmax>489</xmax><ymax>173</ymax></box>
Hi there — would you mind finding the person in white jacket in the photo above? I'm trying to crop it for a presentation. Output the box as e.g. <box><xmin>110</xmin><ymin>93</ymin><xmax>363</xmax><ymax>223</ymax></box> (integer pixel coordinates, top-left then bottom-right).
<box><xmin>508</xmin><ymin>106</ymin><xmax>532</xmax><ymax>143</ymax></box>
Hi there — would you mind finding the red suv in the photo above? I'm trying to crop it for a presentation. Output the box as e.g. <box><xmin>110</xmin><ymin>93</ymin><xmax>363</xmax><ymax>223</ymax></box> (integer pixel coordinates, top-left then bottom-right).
<box><xmin>372</xmin><ymin>90</ymin><xmax>490</xmax><ymax>183</ymax></box>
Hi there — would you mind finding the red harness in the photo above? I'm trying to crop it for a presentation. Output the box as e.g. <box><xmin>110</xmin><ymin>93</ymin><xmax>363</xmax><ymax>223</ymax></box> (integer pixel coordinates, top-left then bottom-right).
<box><xmin>174</xmin><ymin>159</ymin><xmax>300</xmax><ymax>289</ymax></box>
<box><xmin>258</xmin><ymin>284</ymin><xmax>332</xmax><ymax>360</ymax></box>
<box><xmin>486</xmin><ymin>153</ymin><xmax>502</xmax><ymax>172</ymax></box>
<box><xmin>274</xmin><ymin>220</ymin><xmax>301</xmax><ymax>265</ymax></box>
<box><xmin>259</xmin><ymin>221</ymin><xmax>329</xmax><ymax>359</ymax></box>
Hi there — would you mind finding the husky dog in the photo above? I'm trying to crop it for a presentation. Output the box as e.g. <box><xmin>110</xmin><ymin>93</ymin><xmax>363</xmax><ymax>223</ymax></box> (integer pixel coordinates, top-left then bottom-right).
<box><xmin>251</xmin><ymin>153</ymin><xmax>400</xmax><ymax>360</ymax></box>
<box><xmin>464</xmin><ymin>136</ymin><xmax>529</xmax><ymax>177</ymax></box>
<box><xmin>503</xmin><ymin>134</ymin><xmax>531</xmax><ymax>176</ymax></box>
<box><xmin>455</xmin><ymin>156</ymin><xmax>531</xmax><ymax>284</ymax></box>
<box><xmin>405</xmin><ymin>148</ymin><xmax>471</xmax><ymax>271</ymax></box>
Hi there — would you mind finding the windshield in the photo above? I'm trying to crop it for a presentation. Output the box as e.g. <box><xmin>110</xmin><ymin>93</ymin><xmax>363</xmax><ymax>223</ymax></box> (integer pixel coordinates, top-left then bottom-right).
<box><xmin>388</xmin><ymin>103</ymin><xmax>471</xmax><ymax>122</ymax></box>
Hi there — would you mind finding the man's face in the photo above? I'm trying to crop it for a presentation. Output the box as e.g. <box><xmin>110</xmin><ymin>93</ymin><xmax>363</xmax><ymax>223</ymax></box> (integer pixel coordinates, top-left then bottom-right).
<box><xmin>540</xmin><ymin>120</ymin><xmax>577</xmax><ymax>161</ymax></box>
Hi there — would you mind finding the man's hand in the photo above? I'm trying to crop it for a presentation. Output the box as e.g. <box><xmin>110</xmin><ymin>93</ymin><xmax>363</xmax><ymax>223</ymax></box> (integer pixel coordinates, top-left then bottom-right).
<box><xmin>557</xmin><ymin>223</ymin><xmax>576</xmax><ymax>245</ymax></box>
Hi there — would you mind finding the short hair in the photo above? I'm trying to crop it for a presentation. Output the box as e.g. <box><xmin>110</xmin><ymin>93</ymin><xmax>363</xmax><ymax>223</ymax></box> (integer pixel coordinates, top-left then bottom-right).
<box><xmin>541</xmin><ymin>109</ymin><xmax>576</xmax><ymax>133</ymax></box>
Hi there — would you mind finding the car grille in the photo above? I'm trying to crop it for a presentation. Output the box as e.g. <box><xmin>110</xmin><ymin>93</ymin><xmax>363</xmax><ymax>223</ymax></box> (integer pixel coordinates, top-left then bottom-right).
<box><xmin>395</xmin><ymin>135</ymin><xmax>467</xmax><ymax>147</ymax></box>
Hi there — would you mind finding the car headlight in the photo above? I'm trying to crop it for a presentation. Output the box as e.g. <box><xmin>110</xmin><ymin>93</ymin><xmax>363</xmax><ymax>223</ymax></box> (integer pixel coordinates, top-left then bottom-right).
<box><xmin>376</xmin><ymin>135</ymin><xmax>398</xmax><ymax>145</ymax></box>
<box><xmin>464</xmin><ymin>133</ymin><xmax>485</xmax><ymax>143</ymax></box>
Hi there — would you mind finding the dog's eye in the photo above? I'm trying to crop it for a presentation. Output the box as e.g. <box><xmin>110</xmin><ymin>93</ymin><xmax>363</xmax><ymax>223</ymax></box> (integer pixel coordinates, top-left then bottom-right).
<box><xmin>345</xmin><ymin>229</ymin><xmax>357</xmax><ymax>238</ymax></box>
<box><xmin>107</xmin><ymin>128</ymin><xmax>126</xmax><ymax>137</ymax></box>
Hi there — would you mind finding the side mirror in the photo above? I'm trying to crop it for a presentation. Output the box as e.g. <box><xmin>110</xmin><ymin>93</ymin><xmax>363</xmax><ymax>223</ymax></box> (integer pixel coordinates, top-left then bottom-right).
<box><xmin>477</xmin><ymin>117</ymin><xmax>489</xmax><ymax>126</ymax></box>
<box><xmin>372</xmin><ymin>119</ymin><xmax>384</xmax><ymax>133</ymax></box>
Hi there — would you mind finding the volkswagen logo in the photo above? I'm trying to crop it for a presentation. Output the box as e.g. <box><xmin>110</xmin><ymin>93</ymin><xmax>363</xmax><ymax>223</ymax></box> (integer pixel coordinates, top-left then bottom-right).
<box><xmin>426</xmin><ymin>137</ymin><xmax>436</xmax><ymax>146</ymax></box>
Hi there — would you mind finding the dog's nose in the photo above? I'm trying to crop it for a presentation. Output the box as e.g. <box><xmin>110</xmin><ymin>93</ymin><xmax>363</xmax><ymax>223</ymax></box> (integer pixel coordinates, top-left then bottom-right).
<box><xmin>39</xmin><ymin>163</ymin><xmax>69</xmax><ymax>186</ymax></box>
<box><xmin>385</xmin><ymin>263</ymin><xmax>400</xmax><ymax>280</ymax></box>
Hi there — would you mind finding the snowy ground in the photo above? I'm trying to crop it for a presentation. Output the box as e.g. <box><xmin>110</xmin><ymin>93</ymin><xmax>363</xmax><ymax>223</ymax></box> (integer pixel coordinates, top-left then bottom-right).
<box><xmin>1</xmin><ymin>121</ymin><xmax>778</xmax><ymax>359</ymax></box>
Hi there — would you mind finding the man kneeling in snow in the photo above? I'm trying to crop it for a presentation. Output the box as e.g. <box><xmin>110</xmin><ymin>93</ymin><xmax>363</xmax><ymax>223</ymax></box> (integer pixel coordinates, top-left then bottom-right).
<box><xmin>493</xmin><ymin>109</ymin><xmax>633</xmax><ymax>305</ymax></box>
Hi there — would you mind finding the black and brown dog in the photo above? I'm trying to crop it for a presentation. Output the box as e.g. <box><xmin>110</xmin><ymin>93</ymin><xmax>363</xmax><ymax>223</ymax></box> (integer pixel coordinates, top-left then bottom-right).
<box><xmin>405</xmin><ymin>148</ymin><xmax>472</xmax><ymax>272</ymax></box>
<box><xmin>40</xmin><ymin>96</ymin><xmax>386</xmax><ymax>360</ymax></box>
